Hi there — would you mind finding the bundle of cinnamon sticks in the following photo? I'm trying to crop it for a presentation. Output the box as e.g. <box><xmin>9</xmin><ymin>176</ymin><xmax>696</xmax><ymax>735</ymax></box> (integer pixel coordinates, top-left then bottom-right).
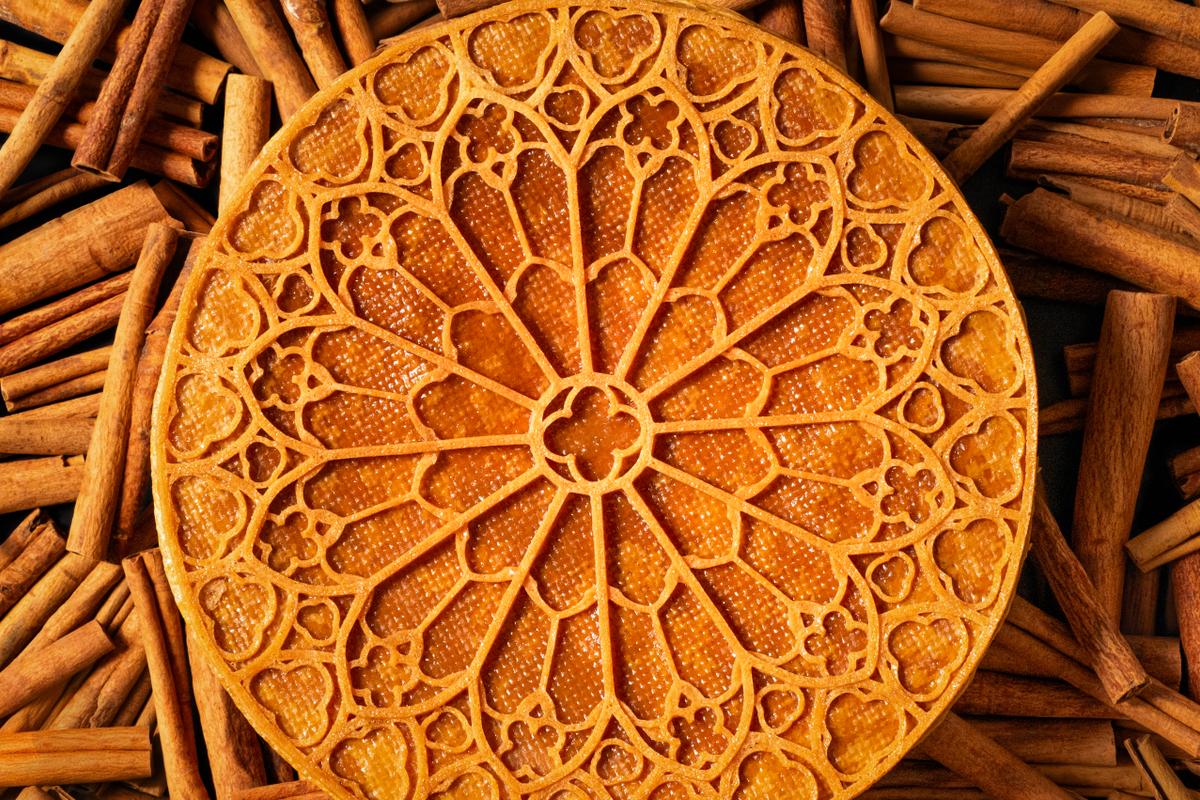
<box><xmin>3</xmin><ymin>0</ymin><xmax>1200</xmax><ymax>798</ymax></box>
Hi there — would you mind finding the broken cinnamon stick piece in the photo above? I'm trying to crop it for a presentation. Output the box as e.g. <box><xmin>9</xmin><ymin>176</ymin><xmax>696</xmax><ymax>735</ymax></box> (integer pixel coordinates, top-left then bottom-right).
<box><xmin>943</xmin><ymin>12</ymin><xmax>1118</xmax><ymax>182</ymax></box>
<box><xmin>1124</xmin><ymin>734</ymin><xmax>1190</xmax><ymax>799</ymax></box>
<box><xmin>0</xmin><ymin>0</ymin><xmax>127</xmax><ymax>195</ymax></box>
<box><xmin>1030</xmin><ymin>483</ymin><xmax>1149</xmax><ymax>702</ymax></box>
<box><xmin>0</xmin><ymin>621</ymin><xmax>113</xmax><ymax>717</ymax></box>
<box><xmin>67</xmin><ymin>222</ymin><xmax>179</xmax><ymax>560</ymax></box>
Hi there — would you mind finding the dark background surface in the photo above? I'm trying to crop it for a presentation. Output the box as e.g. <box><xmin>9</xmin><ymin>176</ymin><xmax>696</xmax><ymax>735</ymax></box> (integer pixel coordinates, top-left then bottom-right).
<box><xmin>0</xmin><ymin>11</ymin><xmax>1197</xmax><ymax>626</ymax></box>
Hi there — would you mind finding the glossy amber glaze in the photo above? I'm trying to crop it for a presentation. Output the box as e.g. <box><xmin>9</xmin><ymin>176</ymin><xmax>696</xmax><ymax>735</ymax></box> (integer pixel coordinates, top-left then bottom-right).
<box><xmin>151</xmin><ymin>2</ymin><xmax>1037</xmax><ymax>797</ymax></box>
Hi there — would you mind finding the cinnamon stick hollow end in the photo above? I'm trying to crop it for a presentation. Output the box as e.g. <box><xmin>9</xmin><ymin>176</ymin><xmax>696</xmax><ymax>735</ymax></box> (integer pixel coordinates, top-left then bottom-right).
<box><xmin>150</xmin><ymin>2</ymin><xmax>1037</xmax><ymax>797</ymax></box>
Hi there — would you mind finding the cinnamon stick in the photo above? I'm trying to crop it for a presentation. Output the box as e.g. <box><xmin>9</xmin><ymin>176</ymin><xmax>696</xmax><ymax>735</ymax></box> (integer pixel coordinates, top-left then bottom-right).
<box><xmin>0</xmin><ymin>81</ymin><xmax>218</xmax><ymax>162</ymax></box>
<box><xmin>369</xmin><ymin>0</ymin><xmax>437</xmax><ymax>40</ymax></box>
<box><xmin>1044</xmin><ymin>0</ymin><xmax>1200</xmax><ymax>50</ymax></box>
<box><xmin>114</xmin><ymin>241</ymin><xmax>196</xmax><ymax>553</ymax></box>
<box><xmin>0</xmin><ymin>171</ymin><xmax>108</xmax><ymax>232</ymax></box>
<box><xmin>1</xmin><ymin>345</ymin><xmax>111</xmax><ymax>406</ymax></box>
<box><xmin>220</xmin><ymin>74</ymin><xmax>272</xmax><ymax>212</ymax></box>
<box><xmin>5</xmin><ymin>371</ymin><xmax>106</xmax><ymax>413</ymax></box>
<box><xmin>0</xmin><ymin>292</ymin><xmax>123</xmax><ymax>378</ymax></box>
<box><xmin>189</xmin><ymin>630</ymin><xmax>267</xmax><ymax>800</ymax></box>
<box><xmin>1167</xmin><ymin>193</ymin><xmax>1200</xmax><ymax>244</ymax></box>
<box><xmin>0</xmin><ymin>0</ymin><xmax>128</xmax><ymax>195</ymax></box>
<box><xmin>0</xmin><ymin>0</ymin><xmax>230</xmax><ymax>103</ymax></box>
<box><xmin>1072</xmin><ymin>290</ymin><xmax>1174</xmax><ymax>621</ymax></box>
<box><xmin>0</xmin><ymin>271</ymin><xmax>130</xmax><ymax>348</ymax></box>
<box><xmin>913</xmin><ymin>718</ymin><xmax>1116</xmax><ymax>766</ymax></box>
<box><xmin>281</xmin><ymin>0</ymin><xmax>347</xmax><ymax>87</ymax></box>
<box><xmin>0</xmin><ymin>509</ymin><xmax>45</xmax><ymax>563</ymax></box>
<box><xmin>0</xmin><ymin>518</ymin><xmax>65</xmax><ymax>617</ymax></box>
<box><xmin>881</xmin><ymin>4</ymin><xmax>1152</xmax><ymax>96</ymax></box>
<box><xmin>1124</xmin><ymin>734</ymin><xmax>1190</xmax><ymax>799</ymax></box>
<box><xmin>1008</xmin><ymin>138</ymin><xmax>1173</xmax><ymax>188</ymax></box>
<box><xmin>48</xmin><ymin>599</ymin><xmax>144</xmax><ymax>729</ymax></box>
<box><xmin>0</xmin><ymin>556</ymin><xmax>118</xmax><ymax>667</ymax></box>
<box><xmin>223</xmin><ymin>0</ymin><xmax>317</xmax><ymax>119</ymax></box>
<box><xmin>956</xmin><ymin>671</ymin><xmax>1113</xmax><ymax>718</ymax></box>
<box><xmin>15</xmin><ymin>392</ymin><xmax>101</xmax><ymax>421</ymax></box>
<box><xmin>1164</xmin><ymin>154</ymin><xmax>1200</xmax><ymax>208</ymax></box>
<box><xmin>850</xmin><ymin>0</ymin><xmax>891</xmax><ymax>110</ymax></box>
<box><xmin>914</xmin><ymin>0</ymin><xmax>1200</xmax><ymax>80</ymax></box>
<box><xmin>0</xmin><ymin>621</ymin><xmax>113</xmax><ymax>717</ymax></box>
<box><xmin>890</xmin><ymin>60</ymin><xmax>1025</xmax><ymax>90</ymax></box>
<box><xmin>234</xmin><ymin>781</ymin><xmax>324</xmax><ymax>800</ymax></box>
<box><xmin>124</xmin><ymin>550</ymin><xmax>207</xmax><ymax>800</ymax></box>
<box><xmin>802</xmin><ymin>0</ymin><xmax>849</xmax><ymax>70</ymax></box>
<box><xmin>0</xmin><ymin>727</ymin><xmax>151</xmax><ymax>786</ymax></box>
<box><xmin>1030</xmin><ymin>484</ymin><xmax>1149</xmax><ymax>701</ymax></box>
<box><xmin>0</xmin><ymin>38</ymin><xmax>204</xmax><ymax>125</ymax></box>
<box><xmin>1165</xmin><ymin>104</ymin><xmax>1200</xmax><ymax>153</ymax></box>
<box><xmin>0</xmin><ymin>181</ymin><xmax>170</xmax><ymax>316</ymax></box>
<box><xmin>192</xmin><ymin>0</ymin><xmax>262</xmax><ymax>77</ymax></box>
<box><xmin>918</xmin><ymin>712</ymin><xmax>1078</xmax><ymax>800</ymax></box>
<box><xmin>1122</xmin><ymin>566</ymin><xmax>1161</xmax><ymax>636</ymax></box>
<box><xmin>73</xmin><ymin>0</ymin><xmax>199</xmax><ymax>181</ymax></box>
<box><xmin>895</xmin><ymin>84</ymin><xmax>1187</xmax><ymax>121</ymax></box>
<box><xmin>1002</xmin><ymin>248</ymin><xmax>1136</xmax><ymax>304</ymax></box>
<box><xmin>0</xmin><ymin>415</ymin><xmax>93</xmax><ymax>455</ymax></box>
<box><xmin>943</xmin><ymin>12</ymin><xmax>1119</xmax><ymax>182</ymax></box>
<box><xmin>1173</xmin><ymin>556</ymin><xmax>1200</xmax><ymax>698</ymax></box>
<box><xmin>1001</xmin><ymin>189</ymin><xmax>1200</xmax><ymax>309</ymax></box>
<box><xmin>67</xmin><ymin>223</ymin><xmax>178</xmax><ymax>560</ymax></box>
<box><xmin>1040</xmin><ymin>174</ymin><xmax>1195</xmax><ymax>243</ymax></box>
<box><xmin>332</xmin><ymin>0</ymin><xmax>374</xmax><ymax>64</ymax></box>
<box><xmin>880</xmin><ymin>762</ymin><xmax>1146</xmax><ymax>794</ymax></box>
<box><xmin>152</xmin><ymin>181</ymin><xmax>216</xmax><ymax>234</ymax></box>
<box><xmin>0</xmin><ymin>106</ymin><xmax>214</xmax><ymax>186</ymax></box>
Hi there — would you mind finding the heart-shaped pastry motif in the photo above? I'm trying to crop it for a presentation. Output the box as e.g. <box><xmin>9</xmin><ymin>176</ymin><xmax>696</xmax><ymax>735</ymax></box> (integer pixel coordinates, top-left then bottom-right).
<box><xmin>153</xmin><ymin>2</ymin><xmax>1036</xmax><ymax>798</ymax></box>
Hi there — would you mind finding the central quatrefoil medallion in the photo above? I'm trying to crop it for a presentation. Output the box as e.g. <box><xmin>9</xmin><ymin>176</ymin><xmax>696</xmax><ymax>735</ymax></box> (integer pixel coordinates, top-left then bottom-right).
<box><xmin>537</xmin><ymin>378</ymin><xmax>649</xmax><ymax>489</ymax></box>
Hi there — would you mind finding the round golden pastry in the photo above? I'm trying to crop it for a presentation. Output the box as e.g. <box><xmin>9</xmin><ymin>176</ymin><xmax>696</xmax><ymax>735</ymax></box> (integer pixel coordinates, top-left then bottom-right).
<box><xmin>152</xmin><ymin>3</ymin><xmax>1037</xmax><ymax>798</ymax></box>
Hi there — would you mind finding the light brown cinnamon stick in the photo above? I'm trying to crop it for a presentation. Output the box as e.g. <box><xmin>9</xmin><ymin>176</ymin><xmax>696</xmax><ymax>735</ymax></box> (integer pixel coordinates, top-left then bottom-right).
<box><xmin>192</xmin><ymin>0</ymin><xmax>262</xmax><ymax>76</ymax></box>
<box><xmin>220</xmin><ymin>74</ymin><xmax>272</xmax><ymax>212</ymax></box>
<box><xmin>67</xmin><ymin>223</ymin><xmax>178</xmax><ymax>560</ymax></box>
<box><xmin>802</xmin><ymin>0</ymin><xmax>849</xmax><ymax>70</ymax></box>
<box><xmin>943</xmin><ymin>11</ymin><xmax>1119</xmax><ymax>182</ymax></box>
<box><xmin>1072</xmin><ymin>290</ymin><xmax>1174</xmax><ymax>621</ymax></box>
<box><xmin>918</xmin><ymin>712</ymin><xmax>1078</xmax><ymax>800</ymax></box>
<box><xmin>1044</xmin><ymin>0</ymin><xmax>1200</xmax><ymax>50</ymax></box>
<box><xmin>224</xmin><ymin>0</ymin><xmax>317</xmax><ymax>119</ymax></box>
<box><xmin>1001</xmin><ymin>189</ymin><xmax>1200</xmax><ymax>308</ymax></box>
<box><xmin>189</xmin><ymin>630</ymin><xmax>267</xmax><ymax>800</ymax></box>
<box><xmin>915</xmin><ymin>0</ymin><xmax>1200</xmax><ymax>79</ymax></box>
<box><xmin>153</xmin><ymin>181</ymin><xmax>216</xmax><ymax>234</ymax></box>
<box><xmin>0</xmin><ymin>171</ymin><xmax>108</xmax><ymax>231</ymax></box>
<box><xmin>234</xmin><ymin>781</ymin><xmax>324</xmax><ymax>800</ymax></box>
<box><xmin>850</xmin><ymin>0</ymin><xmax>891</xmax><ymax>110</ymax></box>
<box><xmin>124</xmin><ymin>550</ymin><xmax>207</xmax><ymax>800</ymax></box>
<box><xmin>1</xmin><ymin>345</ymin><xmax>111</xmax><ymax>405</ymax></box>
<box><xmin>0</xmin><ymin>0</ymin><xmax>230</xmax><ymax>103</ymax></box>
<box><xmin>895</xmin><ymin>84</ymin><xmax>1187</xmax><ymax>121</ymax></box>
<box><xmin>114</xmin><ymin>241</ymin><xmax>197</xmax><ymax>553</ymax></box>
<box><xmin>0</xmin><ymin>621</ymin><xmax>113</xmax><ymax>717</ymax></box>
<box><xmin>0</xmin><ymin>271</ymin><xmax>129</xmax><ymax>348</ymax></box>
<box><xmin>14</xmin><ymin>391</ymin><xmax>100</xmax><ymax>420</ymax></box>
<box><xmin>0</xmin><ymin>518</ymin><xmax>65</xmax><ymax>617</ymax></box>
<box><xmin>48</xmin><ymin>595</ymin><xmax>143</xmax><ymax>730</ymax></box>
<box><xmin>73</xmin><ymin>0</ymin><xmax>199</xmax><ymax>181</ymax></box>
<box><xmin>331</xmin><ymin>0</ymin><xmax>374</xmax><ymax>64</ymax></box>
<box><xmin>1030</xmin><ymin>484</ymin><xmax>1149</xmax><ymax>702</ymax></box>
<box><xmin>0</xmin><ymin>726</ymin><xmax>151</xmax><ymax>786</ymax></box>
<box><xmin>0</xmin><ymin>0</ymin><xmax>128</xmax><ymax>195</ymax></box>
<box><xmin>281</xmin><ymin>0</ymin><xmax>347</xmax><ymax>87</ymax></box>
<box><xmin>0</xmin><ymin>415</ymin><xmax>94</xmax><ymax>455</ymax></box>
<box><xmin>0</xmin><ymin>556</ymin><xmax>118</xmax><ymax>668</ymax></box>
<box><xmin>0</xmin><ymin>181</ymin><xmax>170</xmax><ymax>316</ymax></box>
<box><xmin>5</xmin><ymin>371</ymin><xmax>106</xmax><ymax>413</ymax></box>
<box><xmin>0</xmin><ymin>39</ymin><xmax>203</xmax><ymax>125</ymax></box>
<box><xmin>0</xmin><ymin>445</ymin><xmax>93</xmax><ymax>499</ymax></box>
<box><xmin>0</xmin><ymin>291</ymin><xmax>124</xmax><ymax>377</ymax></box>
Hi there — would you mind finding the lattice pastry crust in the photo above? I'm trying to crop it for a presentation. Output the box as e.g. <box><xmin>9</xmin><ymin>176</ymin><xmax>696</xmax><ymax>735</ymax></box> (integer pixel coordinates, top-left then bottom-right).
<box><xmin>151</xmin><ymin>2</ymin><xmax>1038</xmax><ymax>797</ymax></box>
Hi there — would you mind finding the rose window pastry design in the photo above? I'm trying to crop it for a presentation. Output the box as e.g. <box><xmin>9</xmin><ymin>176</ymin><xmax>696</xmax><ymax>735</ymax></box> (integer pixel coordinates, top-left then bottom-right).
<box><xmin>152</xmin><ymin>2</ymin><xmax>1037</xmax><ymax>798</ymax></box>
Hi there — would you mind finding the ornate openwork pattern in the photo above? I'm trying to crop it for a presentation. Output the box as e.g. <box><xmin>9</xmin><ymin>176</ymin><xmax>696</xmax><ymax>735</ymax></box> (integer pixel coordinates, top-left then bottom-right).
<box><xmin>151</xmin><ymin>2</ymin><xmax>1037</xmax><ymax>797</ymax></box>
